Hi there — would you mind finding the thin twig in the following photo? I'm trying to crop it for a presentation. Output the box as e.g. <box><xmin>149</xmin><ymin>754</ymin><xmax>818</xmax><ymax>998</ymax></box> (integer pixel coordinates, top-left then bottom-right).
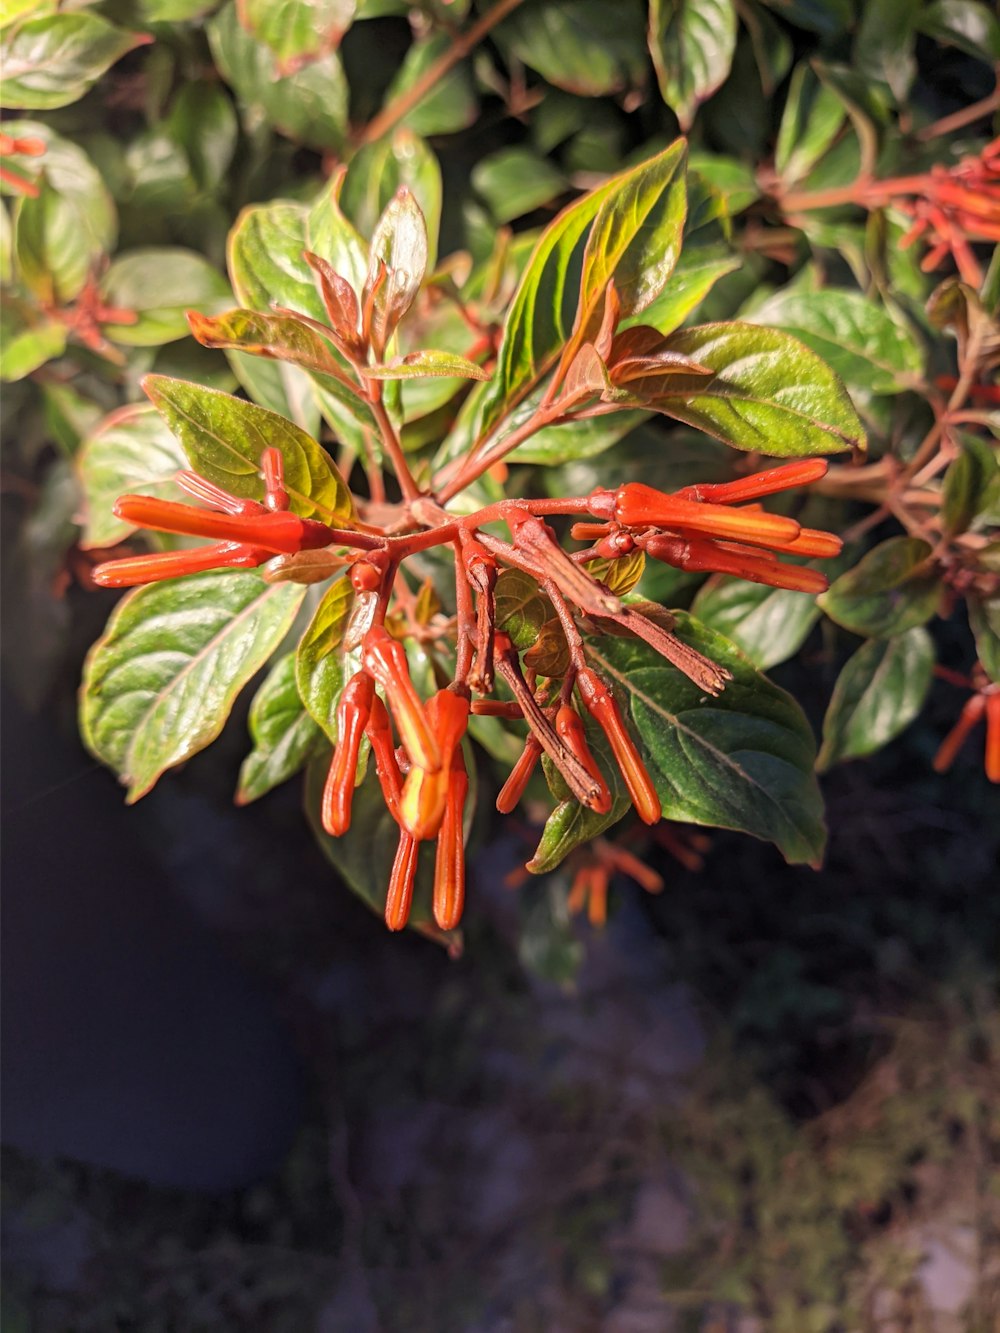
<box><xmin>357</xmin><ymin>0</ymin><xmax>528</xmax><ymax>148</ymax></box>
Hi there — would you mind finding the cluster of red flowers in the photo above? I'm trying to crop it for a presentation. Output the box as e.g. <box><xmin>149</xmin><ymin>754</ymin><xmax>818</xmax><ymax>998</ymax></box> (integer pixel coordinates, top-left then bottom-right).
<box><xmin>882</xmin><ymin>137</ymin><xmax>1000</xmax><ymax>287</ymax></box>
<box><xmin>933</xmin><ymin>665</ymin><xmax>1000</xmax><ymax>785</ymax></box>
<box><xmin>93</xmin><ymin>452</ymin><xmax>843</xmax><ymax>931</ymax></box>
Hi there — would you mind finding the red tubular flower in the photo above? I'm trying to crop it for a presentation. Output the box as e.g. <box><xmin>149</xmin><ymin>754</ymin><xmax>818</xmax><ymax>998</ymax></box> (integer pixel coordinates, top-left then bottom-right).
<box><xmin>92</xmin><ymin>457</ymin><xmax>336</xmax><ymax>588</ymax></box>
<box><xmin>361</xmin><ymin>626</ymin><xmax>441</xmax><ymax>773</ymax></box>
<box><xmin>385</xmin><ymin>828</ymin><xmax>419</xmax><ymax>931</ymax></box>
<box><xmin>642</xmin><ymin>534</ymin><xmax>831</xmax><ymax>594</ymax></box>
<box><xmin>321</xmin><ymin>672</ymin><xmax>375</xmax><ymax>836</ymax></box>
<box><xmin>933</xmin><ymin>694</ymin><xmax>987</xmax><ymax>774</ymax></box>
<box><xmin>366</xmin><ymin>695</ymin><xmax>403</xmax><ymax>821</ymax></box>
<box><xmin>611</xmin><ymin>484</ymin><xmax>802</xmax><ymax>549</ymax></box>
<box><xmin>433</xmin><ymin>749</ymin><xmax>469</xmax><ymax>931</ymax></box>
<box><xmin>986</xmin><ymin>693</ymin><xmax>1000</xmax><ymax>784</ymax></box>
<box><xmin>400</xmin><ymin>690</ymin><xmax>469</xmax><ymax>839</ymax></box>
<box><xmin>674</xmin><ymin>458</ymin><xmax>829</xmax><ymax>504</ymax></box>
<box><xmin>496</xmin><ymin>735</ymin><xmax>542</xmax><ymax>813</ymax></box>
<box><xmin>575</xmin><ymin>668</ymin><xmax>660</xmax><ymax>826</ymax></box>
<box><xmin>554</xmin><ymin>706</ymin><xmax>611</xmax><ymax>814</ymax></box>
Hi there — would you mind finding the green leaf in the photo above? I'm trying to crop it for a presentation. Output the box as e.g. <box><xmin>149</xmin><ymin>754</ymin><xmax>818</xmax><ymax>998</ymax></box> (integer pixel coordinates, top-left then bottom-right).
<box><xmin>817</xmin><ymin>628</ymin><xmax>934</xmax><ymax>770</ymax></box>
<box><xmin>818</xmin><ymin>537</ymin><xmax>942</xmax><ymax>637</ymax></box>
<box><xmin>339</xmin><ymin>128</ymin><xmax>442</xmax><ymax>269</ymax></box>
<box><xmin>919</xmin><ymin>0</ymin><xmax>1000</xmax><ymax>60</ymax></box>
<box><xmin>775</xmin><ymin>63</ymin><xmax>846</xmax><ymax>186</ymax></box>
<box><xmin>295</xmin><ymin>577</ymin><xmax>355</xmax><ymax>740</ymax></box>
<box><xmin>11</xmin><ymin>121</ymin><xmax>116</xmax><ymax>304</ymax></box>
<box><xmin>77</xmin><ymin>403</ymin><xmax>190</xmax><ymax>549</ymax></box>
<box><xmin>691</xmin><ymin>574</ymin><xmax>825</xmax><ymax>671</ymax></box>
<box><xmin>165</xmin><ymin>83</ymin><xmax>239</xmax><ymax>195</ymax></box>
<box><xmin>941</xmin><ymin>436</ymin><xmax>1000</xmax><ymax>537</ymax></box>
<box><xmin>478</xmin><ymin>140</ymin><xmax>688</xmax><ymax>442</ymax></box>
<box><xmin>649</xmin><ymin>0</ymin><xmax>737</xmax><ymax>131</ymax></box>
<box><xmin>493</xmin><ymin>0</ymin><xmax>648</xmax><ymax>97</ymax></box>
<box><xmin>236</xmin><ymin>652</ymin><xmax>322</xmax><ymax>803</ymax></box>
<box><xmin>208</xmin><ymin>0</ymin><xmax>348</xmax><ymax>151</ymax></box>
<box><xmin>304</xmin><ymin>756</ymin><xmax>457</xmax><ymax>947</ymax></box>
<box><xmin>471</xmin><ymin>147</ymin><xmax>567</xmax><ymax>224</ymax></box>
<box><xmin>0</xmin><ymin>13</ymin><xmax>147</xmax><ymax>111</ymax></box>
<box><xmin>382</xmin><ymin>31</ymin><xmax>477</xmax><ymax>136</ymax></box>
<box><xmin>626</xmin><ymin>244</ymin><xmax>740</xmax><ymax>337</ymax></box>
<box><xmin>361</xmin><ymin>349</ymin><xmax>490</xmax><ymax>381</ymax></box>
<box><xmin>656</xmin><ymin>322</ymin><xmax>866</xmax><ymax>455</ymax></box>
<box><xmin>968</xmin><ymin>595</ymin><xmax>1000</xmax><ymax>684</ymax></box>
<box><xmin>100</xmin><ymin>249</ymin><xmax>231</xmax><ymax>347</ymax></box>
<box><xmin>189</xmin><ymin>307</ymin><xmax>345</xmax><ymax>377</ymax></box>
<box><xmin>758</xmin><ymin>0</ymin><xmax>852</xmax><ymax>38</ymax></box>
<box><xmin>745</xmin><ymin>288</ymin><xmax>922</xmax><ymax>395</ymax></box>
<box><xmin>80</xmin><ymin>571</ymin><xmax>305</xmax><ymax>802</ymax></box>
<box><xmin>494</xmin><ymin>568</ymin><xmax>553</xmax><ymax>650</ymax></box>
<box><xmin>236</xmin><ymin>0</ymin><xmax>355</xmax><ymax>74</ymax></box>
<box><xmin>0</xmin><ymin>302</ymin><xmax>66</xmax><ymax>380</ymax></box>
<box><xmin>590</xmin><ymin>613</ymin><xmax>826</xmax><ymax>865</ymax></box>
<box><xmin>511</xmin><ymin>402</ymin><xmax>647</xmax><ymax>465</ymax></box>
<box><xmin>854</xmin><ymin>0</ymin><xmax>917</xmax><ymax>101</ymax></box>
<box><xmin>142</xmin><ymin>375</ymin><xmax>355</xmax><ymax>524</ymax></box>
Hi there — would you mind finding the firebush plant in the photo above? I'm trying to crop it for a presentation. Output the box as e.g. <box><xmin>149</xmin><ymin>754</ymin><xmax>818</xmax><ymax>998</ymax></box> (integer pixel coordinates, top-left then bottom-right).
<box><xmin>2</xmin><ymin>0</ymin><xmax>997</xmax><ymax>945</ymax></box>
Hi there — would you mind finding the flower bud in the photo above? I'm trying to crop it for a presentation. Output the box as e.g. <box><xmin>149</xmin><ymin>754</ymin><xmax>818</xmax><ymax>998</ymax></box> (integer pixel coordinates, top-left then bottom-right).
<box><xmin>554</xmin><ymin>706</ymin><xmax>611</xmax><ymax>814</ymax></box>
<box><xmin>362</xmin><ymin>626</ymin><xmax>441</xmax><ymax>772</ymax></box>
<box><xmin>575</xmin><ymin>668</ymin><xmax>660</xmax><ymax>826</ymax></box>
<box><xmin>433</xmin><ymin>751</ymin><xmax>469</xmax><ymax>931</ymax></box>
<box><xmin>385</xmin><ymin>829</ymin><xmax>419</xmax><ymax>931</ymax></box>
<box><xmin>321</xmin><ymin>673</ymin><xmax>375</xmax><ymax>836</ymax></box>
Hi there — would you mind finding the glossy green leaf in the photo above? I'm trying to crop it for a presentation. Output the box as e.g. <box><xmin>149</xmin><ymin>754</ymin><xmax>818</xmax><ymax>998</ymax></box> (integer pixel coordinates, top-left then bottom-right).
<box><xmin>624</xmin><ymin>244</ymin><xmax>740</xmax><ymax>337</ymax></box>
<box><xmin>968</xmin><ymin>595</ymin><xmax>1000</xmax><ymax>684</ymax></box>
<box><xmin>361</xmin><ymin>350</ymin><xmax>490</xmax><ymax>380</ymax></box>
<box><xmin>649</xmin><ymin>0</ymin><xmax>737</xmax><ymax>131</ymax></box>
<box><xmin>0</xmin><ymin>13</ymin><xmax>147</xmax><ymax>110</ymax></box>
<box><xmin>941</xmin><ymin>437</ymin><xmax>1000</xmax><ymax>537</ymax></box>
<box><xmin>493</xmin><ymin>0</ymin><xmax>648</xmax><ymax>97</ymax></box>
<box><xmin>656</xmin><ymin>322</ymin><xmax>865</xmax><ymax>455</ymax></box>
<box><xmin>81</xmin><ymin>571</ymin><xmax>305</xmax><ymax>802</ymax></box>
<box><xmin>818</xmin><ymin>537</ymin><xmax>942</xmax><ymax>637</ymax></box>
<box><xmin>511</xmin><ymin>403</ymin><xmax>647</xmax><ymax>465</ymax></box>
<box><xmin>579</xmin><ymin>140</ymin><xmax>689</xmax><ymax>338</ymax></box>
<box><xmin>382</xmin><ymin>31</ymin><xmax>477</xmax><ymax>136</ymax></box>
<box><xmin>745</xmin><ymin>288</ymin><xmax>922</xmax><ymax>395</ymax></box>
<box><xmin>77</xmin><ymin>403</ymin><xmax>190</xmax><ymax>549</ymax></box>
<box><xmin>236</xmin><ymin>0</ymin><xmax>355</xmax><ymax>73</ymax></box>
<box><xmin>775</xmin><ymin>64</ymin><xmax>846</xmax><ymax>186</ymax></box>
<box><xmin>919</xmin><ymin>0</ymin><xmax>1000</xmax><ymax>60</ymax></box>
<box><xmin>142</xmin><ymin>375</ymin><xmax>355</xmax><ymax>524</ymax></box>
<box><xmin>236</xmin><ymin>651</ymin><xmax>322</xmax><ymax>802</ymax></box>
<box><xmin>471</xmin><ymin>147</ymin><xmax>567</xmax><ymax>224</ymax></box>
<box><xmin>478</xmin><ymin>141</ymin><xmax>688</xmax><ymax>443</ymax></box>
<box><xmin>208</xmin><ymin>0</ymin><xmax>348</xmax><ymax>151</ymax></box>
<box><xmin>550</xmin><ymin>613</ymin><xmax>826</xmax><ymax>867</ymax></box>
<box><xmin>691</xmin><ymin>573</ymin><xmax>825</xmax><ymax>671</ymax></box>
<box><xmin>295</xmin><ymin>576</ymin><xmax>355</xmax><ymax>740</ymax></box>
<box><xmin>340</xmin><ymin>129</ymin><xmax>442</xmax><ymax>269</ymax></box>
<box><xmin>854</xmin><ymin>0</ymin><xmax>916</xmax><ymax>101</ymax></box>
<box><xmin>817</xmin><ymin>628</ymin><xmax>934</xmax><ymax>770</ymax></box>
<box><xmin>11</xmin><ymin>122</ymin><xmax>116</xmax><ymax>304</ymax></box>
<box><xmin>189</xmin><ymin>307</ymin><xmax>344</xmax><ymax>377</ymax></box>
<box><xmin>100</xmin><ymin>249</ymin><xmax>231</xmax><ymax>347</ymax></box>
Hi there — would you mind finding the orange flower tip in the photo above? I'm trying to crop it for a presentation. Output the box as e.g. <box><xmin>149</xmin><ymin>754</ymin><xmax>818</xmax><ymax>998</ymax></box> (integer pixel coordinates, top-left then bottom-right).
<box><xmin>783</xmin><ymin>528</ymin><xmax>843</xmax><ymax>559</ymax></box>
<box><xmin>385</xmin><ymin>832</ymin><xmax>419</xmax><ymax>931</ymax></box>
